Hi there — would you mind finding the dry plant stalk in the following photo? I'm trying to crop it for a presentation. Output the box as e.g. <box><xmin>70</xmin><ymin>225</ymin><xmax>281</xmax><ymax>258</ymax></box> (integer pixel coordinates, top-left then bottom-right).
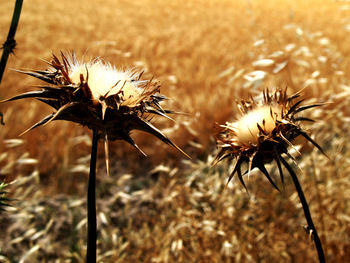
<box><xmin>0</xmin><ymin>0</ymin><xmax>23</xmax><ymax>83</ymax></box>
<box><xmin>0</xmin><ymin>0</ymin><xmax>23</xmax><ymax>125</ymax></box>
<box><xmin>213</xmin><ymin>88</ymin><xmax>326</xmax><ymax>263</ymax></box>
<box><xmin>2</xmin><ymin>52</ymin><xmax>188</xmax><ymax>262</ymax></box>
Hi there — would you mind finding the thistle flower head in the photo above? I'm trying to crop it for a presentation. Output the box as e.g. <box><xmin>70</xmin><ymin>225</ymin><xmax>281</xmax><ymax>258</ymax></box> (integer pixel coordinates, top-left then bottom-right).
<box><xmin>213</xmin><ymin>88</ymin><xmax>325</xmax><ymax>191</ymax></box>
<box><xmin>68</xmin><ymin>59</ymin><xmax>149</xmax><ymax>107</ymax></box>
<box><xmin>3</xmin><ymin>52</ymin><xmax>189</xmax><ymax>174</ymax></box>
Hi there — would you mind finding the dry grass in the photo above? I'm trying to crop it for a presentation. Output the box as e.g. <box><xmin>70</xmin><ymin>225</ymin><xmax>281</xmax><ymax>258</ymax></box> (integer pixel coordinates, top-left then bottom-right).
<box><xmin>0</xmin><ymin>0</ymin><xmax>350</xmax><ymax>262</ymax></box>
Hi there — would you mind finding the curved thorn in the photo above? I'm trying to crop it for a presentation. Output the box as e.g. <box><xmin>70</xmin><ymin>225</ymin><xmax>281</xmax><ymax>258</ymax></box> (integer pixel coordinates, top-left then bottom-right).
<box><xmin>1</xmin><ymin>90</ymin><xmax>58</xmax><ymax>102</ymax></box>
<box><xmin>13</xmin><ymin>69</ymin><xmax>55</xmax><ymax>84</ymax></box>
<box><xmin>258</xmin><ymin>164</ymin><xmax>280</xmax><ymax>192</ymax></box>
<box><xmin>299</xmin><ymin>131</ymin><xmax>329</xmax><ymax>158</ymax></box>
<box><xmin>287</xmin><ymin>99</ymin><xmax>304</xmax><ymax>115</ymax></box>
<box><xmin>152</xmin><ymin>100</ymin><xmax>165</xmax><ymax>112</ymax></box>
<box><xmin>293</xmin><ymin>103</ymin><xmax>324</xmax><ymax>115</ymax></box>
<box><xmin>226</xmin><ymin>157</ymin><xmax>248</xmax><ymax>192</ymax></box>
<box><xmin>19</xmin><ymin>113</ymin><xmax>55</xmax><ymax>136</ymax></box>
<box><xmin>44</xmin><ymin>103</ymin><xmax>78</xmax><ymax>126</ymax></box>
<box><xmin>145</xmin><ymin>108</ymin><xmax>175</xmax><ymax>122</ymax></box>
<box><xmin>294</xmin><ymin>117</ymin><xmax>315</xmax><ymax>122</ymax></box>
<box><xmin>212</xmin><ymin>150</ymin><xmax>229</xmax><ymax>167</ymax></box>
<box><xmin>123</xmin><ymin>134</ymin><xmax>147</xmax><ymax>157</ymax></box>
<box><xmin>237</xmin><ymin>163</ymin><xmax>248</xmax><ymax>193</ymax></box>
<box><xmin>133</xmin><ymin>118</ymin><xmax>190</xmax><ymax>159</ymax></box>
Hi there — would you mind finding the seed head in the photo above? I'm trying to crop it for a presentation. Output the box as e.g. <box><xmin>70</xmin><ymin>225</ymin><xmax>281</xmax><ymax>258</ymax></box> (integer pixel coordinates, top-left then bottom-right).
<box><xmin>213</xmin><ymin>88</ymin><xmax>326</xmax><ymax>191</ymax></box>
<box><xmin>3</xmin><ymin>52</ymin><xmax>189</xmax><ymax>174</ymax></box>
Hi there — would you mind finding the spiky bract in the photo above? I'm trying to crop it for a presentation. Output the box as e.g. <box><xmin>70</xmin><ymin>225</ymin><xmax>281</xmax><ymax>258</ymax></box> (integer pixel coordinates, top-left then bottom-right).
<box><xmin>3</xmin><ymin>52</ymin><xmax>188</xmax><ymax>173</ymax></box>
<box><xmin>213</xmin><ymin>88</ymin><xmax>325</xmax><ymax>190</ymax></box>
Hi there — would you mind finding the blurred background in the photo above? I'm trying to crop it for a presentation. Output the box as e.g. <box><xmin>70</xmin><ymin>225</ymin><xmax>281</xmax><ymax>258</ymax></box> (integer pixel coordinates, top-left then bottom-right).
<box><xmin>0</xmin><ymin>0</ymin><xmax>349</xmax><ymax>262</ymax></box>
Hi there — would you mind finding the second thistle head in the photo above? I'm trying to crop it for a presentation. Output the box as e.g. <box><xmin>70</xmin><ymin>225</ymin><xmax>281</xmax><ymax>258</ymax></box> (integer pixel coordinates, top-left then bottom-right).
<box><xmin>213</xmin><ymin>88</ymin><xmax>326</xmax><ymax>190</ymax></box>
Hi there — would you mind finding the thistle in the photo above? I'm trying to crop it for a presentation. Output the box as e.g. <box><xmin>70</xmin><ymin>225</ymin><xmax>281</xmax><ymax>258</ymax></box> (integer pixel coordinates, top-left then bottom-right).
<box><xmin>3</xmin><ymin>52</ymin><xmax>189</xmax><ymax>262</ymax></box>
<box><xmin>213</xmin><ymin>88</ymin><xmax>326</xmax><ymax>263</ymax></box>
<box><xmin>5</xmin><ymin>52</ymin><xmax>188</xmax><ymax>166</ymax></box>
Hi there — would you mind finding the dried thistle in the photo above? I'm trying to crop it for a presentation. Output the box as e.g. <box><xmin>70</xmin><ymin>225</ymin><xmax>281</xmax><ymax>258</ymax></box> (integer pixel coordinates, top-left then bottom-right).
<box><xmin>4</xmin><ymin>52</ymin><xmax>189</xmax><ymax>173</ymax></box>
<box><xmin>213</xmin><ymin>88</ymin><xmax>326</xmax><ymax>263</ymax></box>
<box><xmin>3</xmin><ymin>52</ymin><xmax>189</xmax><ymax>262</ymax></box>
<box><xmin>213</xmin><ymin>88</ymin><xmax>325</xmax><ymax>190</ymax></box>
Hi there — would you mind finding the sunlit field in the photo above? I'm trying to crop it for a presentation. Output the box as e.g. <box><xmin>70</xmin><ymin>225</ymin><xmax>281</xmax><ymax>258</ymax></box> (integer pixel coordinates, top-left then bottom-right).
<box><xmin>0</xmin><ymin>0</ymin><xmax>350</xmax><ymax>262</ymax></box>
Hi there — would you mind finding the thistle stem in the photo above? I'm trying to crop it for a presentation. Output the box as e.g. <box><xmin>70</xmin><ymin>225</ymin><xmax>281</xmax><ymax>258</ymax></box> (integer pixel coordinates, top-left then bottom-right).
<box><xmin>0</xmin><ymin>0</ymin><xmax>23</xmax><ymax>83</ymax></box>
<box><xmin>87</xmin><ymin>129</ymin><xmax>98</xmax><ymax>263</ymax></box>
<box><xmin>280</xmin><ymin>157</ymin><xmax>325</xmax><ymax>263</ymax></box>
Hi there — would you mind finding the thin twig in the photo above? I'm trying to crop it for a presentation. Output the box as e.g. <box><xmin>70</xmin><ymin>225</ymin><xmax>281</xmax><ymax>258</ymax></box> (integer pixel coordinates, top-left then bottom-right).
<box><xmin>280</xmin><ymin>156</ymin><xmax>326</xmax><ymax>263</ymax></box>
<box><xmin>0</xmin><ymin>0</ymin><xmax>23</xmax><ymax>84</ymax></box>
<box><xmin>87</xmin><ymin>129</ymin><xmax>98</xmax><ymax>263</ymax></box>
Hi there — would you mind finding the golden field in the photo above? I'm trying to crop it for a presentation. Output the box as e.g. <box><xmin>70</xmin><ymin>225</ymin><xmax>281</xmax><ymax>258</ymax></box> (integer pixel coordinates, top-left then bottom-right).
<box><xmin>0</xmin><ymin>0</ymin><xmax>349</xmax><ymax>262</ymax></box>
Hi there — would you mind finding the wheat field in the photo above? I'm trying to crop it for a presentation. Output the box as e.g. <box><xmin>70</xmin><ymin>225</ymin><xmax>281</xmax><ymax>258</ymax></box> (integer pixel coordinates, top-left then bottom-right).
<box><xmin>0</xmin><ymin>0</ymin><xmax>349</xmax><ymax>262</ymax></box>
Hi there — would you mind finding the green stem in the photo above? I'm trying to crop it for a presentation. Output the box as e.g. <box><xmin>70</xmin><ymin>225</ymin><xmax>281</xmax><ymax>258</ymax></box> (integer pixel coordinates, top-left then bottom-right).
<box><xmin>0</xmin><ymin>0</ymin><xmax>23</xmax><ymax>84</ymax></box>
<box><xmin>87</xmin><ymin>129</ymin><xmax>98</xmax><ymax>263</ymax></box>
<box><xmin>280</xmin><ymin>156</ymin><xmax>325</xmax><ymax>263</ymax></box>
